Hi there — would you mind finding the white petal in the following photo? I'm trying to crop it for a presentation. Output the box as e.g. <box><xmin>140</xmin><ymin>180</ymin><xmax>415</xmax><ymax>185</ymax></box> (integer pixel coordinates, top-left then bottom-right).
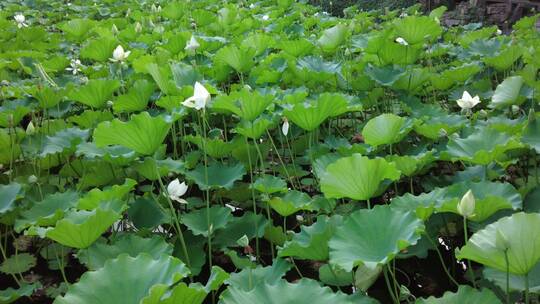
<box><xmin>282</xmin><ymin>120</ymin><xmax>289</xmax><ymax>136</ymax></box>
<box><xmin>182</xmin><ymin>98</ymin><xmax>197</xmax><ymax>108</ymax></box>
<box><xmin>462</xmin><ymin>90</ymin><xmax>473</xmax><ymax>101</ymax></box>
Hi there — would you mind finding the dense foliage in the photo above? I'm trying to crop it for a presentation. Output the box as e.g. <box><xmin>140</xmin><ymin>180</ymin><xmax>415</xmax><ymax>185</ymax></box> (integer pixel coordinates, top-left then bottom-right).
<box><xmin>1</xmin><ymin>0</ymin><xmax>540</xmax><ymax>303</ymax></box>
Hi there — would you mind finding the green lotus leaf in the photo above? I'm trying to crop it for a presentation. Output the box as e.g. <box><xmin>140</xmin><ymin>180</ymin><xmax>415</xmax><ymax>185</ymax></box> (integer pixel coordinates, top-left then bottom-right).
<box><xmin>93</xmin><ymin>112</ymin><xmax>172</xmax><ymax>155</ymax></box>
<box><xmin>184</xmin><ymin>135</ymin><xmax>235</xmax><ymax>159</ymax></box>
<box><xmin>522</xmin><ymin>114</ymin><xmax>540</xmax><ymax>153</ymax></box>
<box><xmin>127</xmin><ymin>197</ymin><xmax>169</xmax><ymax>230</ymax></box>
<box><xmin>42</xmin><ymin>205</ymin><xmax>124</xmax><ymax>249</ymax></box>
<box><xmin>0</xmin><ymin>100</ymin><xmax>31</xmax><ymax>128</ymax></box>
<box><xmin>268</xmin><ymin>190</ymin><xmax>313</xmax><ymax>217</ymax></box>
<box><xmin>28</xmin><ymin>85</ymin><xmax>65</xmax><ymax>109</ymax></box>
<box><xmin>483</xmin><ymin>262</ymin><xmax>540</xmax><ymax>293</ymax></box>
<box><xmin>214</xmin><ymin>45</ymin><xmax>255</xmax><ymax>73</ymax></box>
<box><xmin>438</xmin><ymin>181</ymin><xmax>522</xmax><ymax>221</ymax></box>
<box><xmin>390</xmin><ymin>188</ymin><xmax>446</xmax><ymax>220</ymax></box>
<box><xmin>277</xmin><ymin>38</ymin><xmax>314</xmax><ymax>57</ymax></box>
<box><xmin>364</xmin><ymin>64</ymin><xmax>405</xmax><ymax>86</ymax></box>
<box><xmin>68</xmin><ymin>110</ymin><xmax>114</xmax><ymax>129</ymax></box>
<box><xmin>146</xmin><ymin>63</ymin><xmax>178</xmax><ymax>95</ymax></box>
<box><xmin>80</xmin><ymin>37</ymin><xmax>118</xmax><ymax>62</ymax></box>
<box><xmin>284</xmin><ymin>94</ymin><xmax>348</xmax><ymax>131</ymax></box>
<box><xmin>221</xmin><ymin>278</ymin><xmax>375</xmax><ymax>304</ymax></box>
<box><xmin>392</xmin><ymin>67</ymin><xmax>430</xmax><ymax>91</ymax></box>
<box><xmin>387</xmin><ymin>153</ymin><xmax>435</xmax><ymax>177</ymax></box>
<box><xmin>77</xmin><ymin>234</ymin><xmax>173</xmax><ymax>270</ymax></box>
<box><xmin>212</xmin><ymin>89</ymin><xmax>273</xmax><ymax>121</ymax></box>
<box><xmin>235</xmin><ymin>116</ymin><xmax>274</xmax><ymax>139</ymax></box>
<box><xmin>133</xmin><ymin>157</ymin><xmax>184</xmax><ymax>181</ymax></box>
<box><xmin>182</xmin><ymin>206</ymin><xmax>233</xmax><ymax>237</ymax></box>
<box><xmin>329</xmin><ymin>205</ymin><xmax>424</xmax><ymax>271</ymax></box>
<box><xmin>54</xmin><ymin>254</ymin><xmax>189</xmax><ymax>304</ymax></box>
<box><xmin>142</xmin><ymin>266</ymin><xmax>228</xmax><ymax>304</ymax></box>
<box><xmin>76</xmin><ymin>142</ymin><xmax>136</xmax><ymax>166</ymax></box>
<box><xmin>0</xmin><ymin>129</ymin><xmax>22</xmax><ymax>165</ymax></box>
<box><xmin>279</xmin><ymin>215</ymin><xmax>342</xmax><ymax>261</ymax></box>
<box><xmin>354</xmin><ymin>264</ymin><xmax>383</xmax><ymax>291</ymax></box>
<box><xmin>416</xmin><ymin>285</ymin><xmax>501</xmax><ymax>303</ymax></box>
<box><xmin>457</xmin><ymin>26</ymin><xmax>497</xmax><ymax>47</ymax></box>
<box><xmin>414</xmin><ymin>114</ymin><xmax>466</xmax><ymax>139</ymax></box>
<box><xmin>0</xmin><ymin>183</ymin><xmax>21</xmax><ymax>215</ymax></box>
<box><xmin>320</xmin><ymin>154</ymin><xmax>401</xmax><ymax>201</ymax></box>
<box><xmin>0</xmin><ymin>283</ymin><xmax>40</xmax><ymax>304</ymax></box>
<box><xmin>362</xmin><ymin>113</ymin><xmax>412</xmax><ymax>147</ymax></box>
<box><xmin>393</xmin><ymin>16</ymin><xmax>442</xmax><ymax>45</ymax></box>
<box><xmin>490</xmin><ymin>76</ymin><xmax>525</xmax><ymax>109</ymax></box>
<box><xmin>185</xmin><ymin>162</ymin><xmax>245</xmax><ymax>190</ymax></box>
<box><xmin>295</xmin><ymin>56</ymin><xmax>341</xmax><ymax>77</ymax></box>
<box><xmin>213</xmin><ymin>212</ymin><xmax>268</xmax><ymax>249</ymax></box>
<box><xmin>0</xmin><ymin>253</ymin><xmax>36</xmax><ymax>274</ymax></box>
<box><xmin>226</xmin><ymin>258</ymin><xmax>291</xmax><ymax>291</ymax></box>
<box><xmin>456</xmin><ymin>212</ymin><xmax>540</xmax><ymax>275</ymax></box>
<box><xmin>113</xmin><ymin>79</ymin><xmax>156</xmax><ymax>113</ymax></box>
<box><xmin>445</xmin><ymin>127</ymin><xmax>523</xmax><ymax>166</ymax></box>
<box><xmin>377</xmin><ymin>41</ymin><xmax>421</xmax><ymax>65</ymax></box>
<box><xmin>58</xmin><ymin>18</ymin><xmax>95</xmax><ymax>41</ymax></box>
<box><xmin>14</xmin><ymin>191</ymin><xmax>79</xmax><ymax>232</ymax></box>
<box><xmin>319</xmin><ymin>264</ymin><xmax>353</xmax><ymax>287</ymax></box>
<box><xmin>77</xmin><ymin>179</ymin><xmax>136</xmax><ymax>210</ymax></box>
<box><xmin>251</xmin><ymin>175</ymin><xmax>287</xmax><ymax>194</ymax></box>
<box><xmin>68</xmin><ymin>79</ymin><xmax>121</xmax><ymax>109</ymax></box>
<box><xmin>318</xmin><ymin>24</ymin><xmax>348</xmax><ymax>53</ymax></box>
<box><xmin>440</xmin><ymin>63</ymin><xmax>481</xmax><ymax>84</ymax></box>
<box><xmin>484</xmin><ymin>45</ymin><xmax>523</xmax><ymax>71</ymax></box>
<box><xmin>37</xmin><ymin>127</ymin><xmax>90</xmax><ymax>157</ymax></box>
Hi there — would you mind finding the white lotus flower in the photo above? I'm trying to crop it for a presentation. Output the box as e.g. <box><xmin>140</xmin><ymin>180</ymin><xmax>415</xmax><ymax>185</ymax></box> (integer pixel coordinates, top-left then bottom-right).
<box><xmin>184</xmin><ymin>35</ymin><xmax>200</xmax><ymax>53</ymax></box>
<box><xmin>395</xmin><ymin>37</ymin><xmax>408</xmax><ymax>46</ymax></box>
<box><xmin>456</xmin><ymin>91</ymin><xmax>481</xmax><ymax>110</ymax></box>
<box><xmin>496</xmin><ymin>29</ymin><xmax>502</xmax><ymax>35</ymax></box>
<box><xmin>14</xmin><ymin>14</ymin><xmax>28</xmax><ymax>28</ymax></box>
<box><xmin>262</xmin><ymin>15</ymin><xmax>270</xmax><ymax>21</ymax></box>
<box><xmin>182</xmin><ymin>82</ymin><xmax>210</xmax><ymax>110</ymax></box>
<box><xmin>167</xmin><ymin>179</ymin><xmax>188</xmax><ymax>204</ymax></box>
<box><xmin>457</xmin><ymin>189</ymin><xmax>475</xmax><ymax>219</ymax></box>
<box><xmin>110</xmin><ymin>45</ymin><xmax>130</xmax><ymax>62</ymax></box>
<box><xmin>65</xmin><ymin>59</ymin><xmax>82</xmax><ymax>75</ymax></box>
<box><xmin>282</xmin><ymin>118</ymin><xmax>289</xmax><ymax>136</ymax></box>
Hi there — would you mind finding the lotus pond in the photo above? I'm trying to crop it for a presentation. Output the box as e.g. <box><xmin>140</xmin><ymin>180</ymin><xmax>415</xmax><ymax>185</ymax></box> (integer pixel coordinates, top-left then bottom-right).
<box><xmin>1</xmin><ymin>0</ymin><xmax>540</xmax><ymax>303</ymax></box>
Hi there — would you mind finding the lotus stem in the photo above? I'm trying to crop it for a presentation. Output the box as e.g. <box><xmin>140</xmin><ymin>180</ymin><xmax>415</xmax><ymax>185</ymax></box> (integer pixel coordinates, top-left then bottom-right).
<box><xmin>244</xmin><ymin>137</ymin><xmax>261</xmax><ymax>258</ymax></box>
<box><xmin>504</xmin><ymin>249</ymin><xmax>510</xmax><ymax>304</ymax></box>
<box><xmin>525</xmin><ymin>272</ymin><xmax>530</xmax><ymax>304</ymax></box>
<box><xmin>463</xmin><ymin>218</ymin><xmax>476</xmax><ymax>288</ymax></box>
<box><xmin>199</xmin><ymin>112</ymin><xmax>212</xmax><ymax>271</ymax></box>
<box><xmin>266</xmin><ymin>130</ymin><xmax>296</xmax><ymax>190</ymax></box>
<box><xmin>425</xmin><ymin>233</ymin><xmax>460</xmax><ymax>288</ymax></box>
<box><xmin>383</xmin><ymin>264</ymin><xmax>399</xmax><ymax>304</ymax></box>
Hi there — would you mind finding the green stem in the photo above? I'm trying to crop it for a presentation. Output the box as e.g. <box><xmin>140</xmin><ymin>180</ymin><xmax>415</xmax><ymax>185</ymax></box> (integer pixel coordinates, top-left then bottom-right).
<box><xmin>244</xmin><ymin>137</ymin><xmax>260</xmax><ymax>258</ymax></box>
<box><xmin>425</xmin><ymin>233</ymin><xmax>460</xmax><ymax>288</ymax></box>
<box><xmin>504</xmin><ymin>249</ymin><xmax>510</xmax><ymax>304</ymax></box>
<box><xmin>383</xmin><ymin>265</ymin><xmax>399</xmax><ymax>304</ymax></box>
<box><xmin>265</xmin><ymin>130</ymin><xmax>296</xmax><ymax>189</ymax></box>
<box><xmin>525</xmin><ymin>272</ymin><xmax>530</xmax><ymax>304</ymax></box>
<box><xmin>199</xmin><ymin>112</ymin><xmax>212</xmax><ymax>271</ymax></box>
<box><xmin>463</xmin><ymin>218</ymin><xmax>477</xmax><ymax>288</ymax></box>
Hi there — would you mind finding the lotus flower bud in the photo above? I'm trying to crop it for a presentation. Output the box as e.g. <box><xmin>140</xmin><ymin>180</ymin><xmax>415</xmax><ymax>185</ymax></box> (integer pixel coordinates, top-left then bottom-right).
<box><xmin>135</xmin><ymin>22</ymin><xmax>142</xmax><ymax>33</ymax></box>
<box><xmin>457</xmin><ymin>190</ymin><xmax>475</xmax><ymax>218</ymax></box>
<box><xmin>236</xmin><ymin>235</ymin><xmax>249</xmax><ymax>247</ymax></box>
<box><xmin>28</xmin><ymin>175</ymin><xmax>38</xmax><ymax>184</ymax></box>
<box><xmin>106</xmin><ymin>100</ymin><xmax>114</xmax><ymax>108</ymax></box>
<box><xmin>26</xmin><ymin>121</ymin><xmax>35</xmax><ymax>135</ymax></box>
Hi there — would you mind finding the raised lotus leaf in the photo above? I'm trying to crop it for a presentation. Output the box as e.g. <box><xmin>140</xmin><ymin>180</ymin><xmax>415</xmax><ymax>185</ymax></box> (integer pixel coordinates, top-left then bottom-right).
<box><xmin>54</xmin><ymin>254</ymin><xmax>190</xmax><ymax>304</ymax></box>
<box><xmin>362</xmin><ymin>113</ymin><xmax>412</xmax><ymax>147</ymax></box>
<box><xmin>93</xmin><ymin>112</ymin><xmax>172</xmax><ymax>155</ymax></box>
<box><xmin>77</xmin><ymin>234</ymin><xmax>174</xmax><ymax>270</ymax></box>
<box><xmin>483</xmin><ymin>262</ymin><xmax>540</xmax><ymax>293</ymax></box>
<box><xmin>68</xmin><ymin>79</ymin><xmax>120</xmax><ymax>109</ymax></box>
<box><xmin>251</xmin><ymin>175</ymin><xmax>288</xmax><ymax>194</ymax></box>
<box><xmin>182</xmin><ymin>206</ymin><xmax>232</xmax><ymax>237</ymax></box>
<box><xmin>0</xmin><ymin>183</ymin><xmax>22</xmax><ymax>215</ymax></box>
<box><xmin>185</xmin><ymin>162</ymin><xmax>245</xmax><ymax>190</ymax></box>
<box><xmin>457</xmin><ymin>212</ymin><xmax>540</xmax><ymax>275</ymax></box>
<box><xmin>490</xmin><ymin>76</ymin><xmax>525</xmax><ymax>109</ymax></box>
<box><xmin>320</xmin><ymin>154</ymin><xmax>401</xmax><ymax>201</ymax></box>
<box><xmin>393</xmin><ymin>16</ymin><xmax>442</xmax><ymax>45</ymax></box>
<box><xmin>329</xmin><ymin>205</ymin><xmax>424</xmax><ymax>271</ymax></box>
<box><xmin>279</xmin><ymin>215</ymin><xmax>342</xmax><ymax>261</ymax></box>
<box><xmin>221</xmin><ymin>278</ymin><xmax>376</xmax><ymax>304</ymax></box>
<box><xmin>0</xmin><ymin>253</ymin><xmax>37</xmax><ymax>274</ymax></box>
<box><xmin>77</xmin><ymin>179</ymin><xmax>136</xmax><ymax>210</ymax></box>
<box><xmin>445</xmin><ymin>126</ymin><xmax>523</xmax><ymax>166</ymax></box>
<box><xmin>213</xmin><ymin>212</ymin><xmax>268</xmax><ymax>249</ymax></box>
<box><xmin>0</xmin><ymin>283</ymin><xmax>40</xmax><ymax>304</ymax></box>
<box><xmin>268</xmin><ymin>190</ymin><xmax>313</xmax><ymax>217</ymax></box>
<box><xmin>14</xmin><ymin>191</ymin><xmax>79</xmax><ymax>232</ymax></box>
<box><xmin>416</xmin><ymin>285</ymin><xmax>501</xmax><ymax>303</ymax></box>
